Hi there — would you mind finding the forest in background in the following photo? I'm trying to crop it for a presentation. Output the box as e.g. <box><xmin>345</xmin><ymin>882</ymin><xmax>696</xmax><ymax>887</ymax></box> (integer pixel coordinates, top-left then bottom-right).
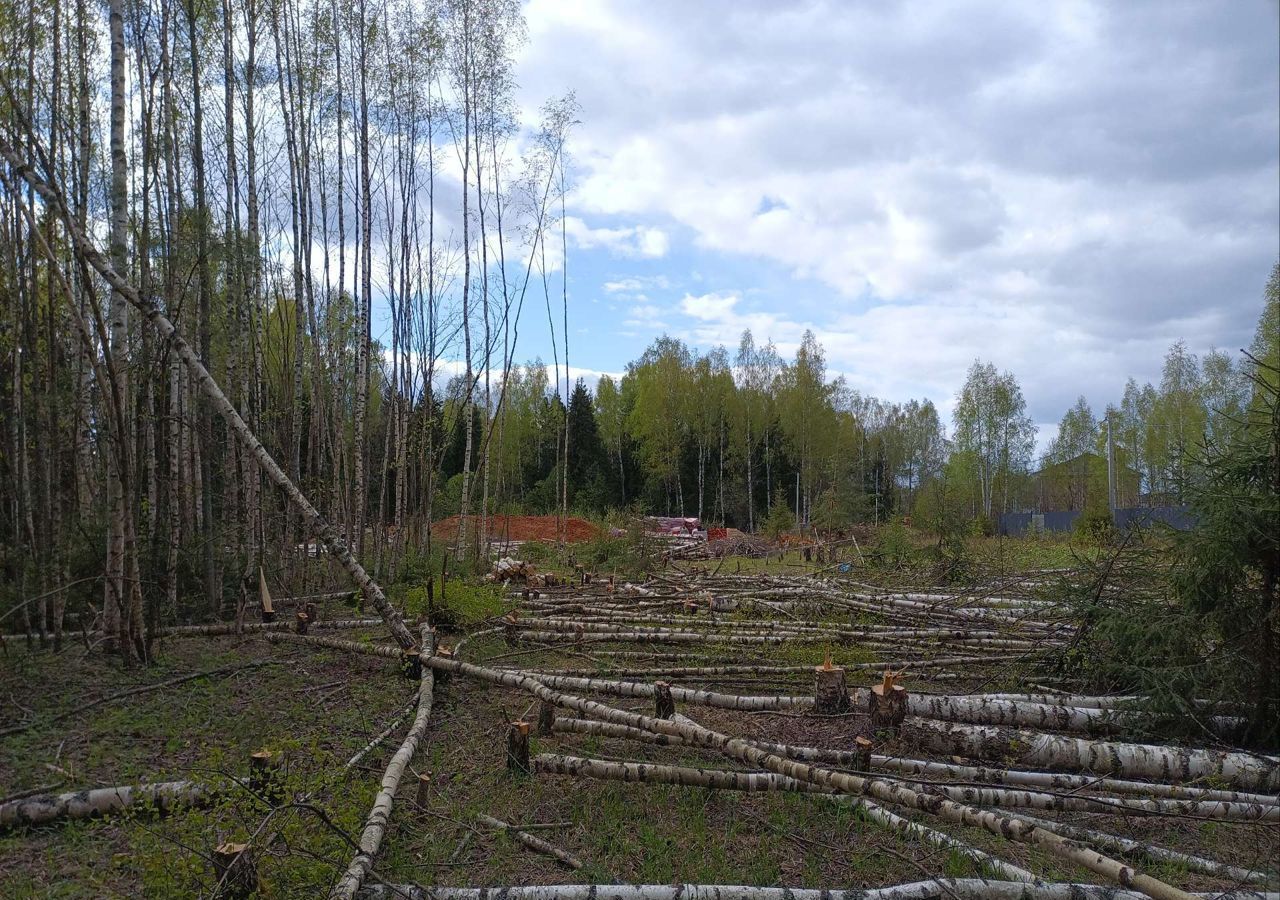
<box><xmin>0</xmin><ymin>0</ymin><xmax>1277</xmax><ymax>659</ymax></box>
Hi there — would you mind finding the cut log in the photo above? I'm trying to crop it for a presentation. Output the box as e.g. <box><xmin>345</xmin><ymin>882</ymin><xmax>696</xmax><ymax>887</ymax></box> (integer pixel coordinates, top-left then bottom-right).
<box><xmin>534</xmin><ymin>753</ymin><xmax>822</xmax><ymax>793</ymax></box>
<box><xmin>353</xmin><ymin>881</ymin><xmax>1279</xmax><ymax>900</ymax></box>
<box><xmin>1001</xmin><ymin>811</ymin><xmax>1274</xmax><ymax>885</ymax></box>
<box><xmin>477</xmin><ymin>812</ymin><xmax>582</xmax><ymax>869</ymax></box>
<box><xmin>546</xmin><ymin>718</ymin><xmax>1279</xmax><ymax>821</ymax></box>
<box><xmin>267</xmin><ymin>631</ymin><xmax>402</xmax><ymax>660</ymax></box>
<box><xmin>903</xmin><ymin>716</ymin><xmax>1280</xmax><ymax>792</ymax></box>
<box><xmin>422</xmin><ymin>655</ymin><xmax>1199</xmax><ymax>900</ymax></box>
<box><xmin>330</xmin><ymin>625</ymin><xmax>435</xmax><ymax>899</ymax></box>
<box><xmin>1</xmin><ymin>780</ymin><xmax>218</xmax><ymax>829</ymax></box>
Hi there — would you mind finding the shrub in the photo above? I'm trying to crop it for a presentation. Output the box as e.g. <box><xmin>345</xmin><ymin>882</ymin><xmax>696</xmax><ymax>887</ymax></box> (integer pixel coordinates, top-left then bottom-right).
<box><xmin>763</xmin><ymin>491</ymin><xmax>796</xmax><ymax>539</ymax></box>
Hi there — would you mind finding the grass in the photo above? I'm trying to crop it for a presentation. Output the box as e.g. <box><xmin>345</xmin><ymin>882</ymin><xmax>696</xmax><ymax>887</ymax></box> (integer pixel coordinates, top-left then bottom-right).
<box><xmin>1</xmin><ymin>552</ymin><xmax>1272</xmax><ymax>897</ymax></box>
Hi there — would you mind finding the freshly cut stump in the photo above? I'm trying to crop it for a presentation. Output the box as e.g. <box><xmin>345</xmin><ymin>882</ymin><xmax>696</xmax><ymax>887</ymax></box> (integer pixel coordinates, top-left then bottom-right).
<box><xmin>212</xmin><ymin>842</ymin><xmax>257</xmax><ymax>899</ymax></box>
<box><xmin>869</xmin><ymin>672</ymin><xmax>908</xmax><ymax>729</ymax></box>
<box><xmin>507</xmin><ymin>721</ymin><xmax>531</xmax><ymax>774</ymax></box>
<box><xmin>814</xmin><ymin>656</ymin><xmax>850</xmax><ymax>714</ymax></box>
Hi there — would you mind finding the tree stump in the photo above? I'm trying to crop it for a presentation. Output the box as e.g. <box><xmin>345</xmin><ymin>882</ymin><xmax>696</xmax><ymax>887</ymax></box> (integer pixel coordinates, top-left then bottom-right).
<box><xmin>259</xmin><ymin>608</ymin><xmax>275</xmax><ymax>625</ymax></box>
<box><xmin>400</xmin><ymin>649</ymin><xmax>422</xmax><ymax>680</ymax></box>
<box><xmin>813</xmin><ymin>655</ymin><xmax>850</xmax><ymax>714</ymax></box>
<box><xmin>504</xmin><ymin>614</ymin><xmax>519</xmax><ymax>645</ymax></box>
<box><xmin>654</xmin><ymin>681</ymin><xmax>675</xmax><ymax>719</ymax></box>
<box><xmin>507</xmin><ymin>721</ymin><xmax>531</xmax><ymax>774</ymax></box>
<box><xmin>248</xmin><ymin>749</ymin><xmax>283</xmax><ymax>804</ymax></box>
<box><xmin>303</xmin><ymin>601</ymin><xmax>319</xmax><ymax>624</ymax></box>
<box><xmin>537</xmin><ymin>700</ymin><xmax>556</xmax><ymax>736</ymax></box>
<box><xmin>294</xmin><ymin>611</ymin><xmax>309</xmax><ymax>635</ymax></box>
<box><xmin>869</xmin><ymin>671</ymin><xmax>908</xmax><ymax>730</ymax></box>
<box><xmin>416</xmin><ymin>773</ymin><xmax>432</xmax><ymax>809</ymax></box>
<box><xmin>212</xmin><ymin>842</ymin><xmax>257</xmax><ymax>899</ymax></box>
<box><xmin>852</xmin><ymin>736</ymin><xmax>874</xmax><ymax>772</ymax></box>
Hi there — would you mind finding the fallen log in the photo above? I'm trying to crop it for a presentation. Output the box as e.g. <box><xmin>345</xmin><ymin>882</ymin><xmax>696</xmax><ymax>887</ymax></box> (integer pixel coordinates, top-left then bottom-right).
<box><xmin>903</xmin><ymin>716</ymin><xmax>1280</xmax><ymax>792</ymax></box>
<box><xmin>547</xmin><ymin>717</ymin><xmax>1280</xmax><ymax>814</ymax></box>
<box><xmin>1</xmin><ymin>781</ymin><xmax>218</xmax><ymax>829</ymax></box>
<box><xmin>423</xmin><ymin>655</ymin><xmax>1198</xmax><ymax>900</ymax></box>
<box><xmin>1000</xmin><ymin>811</ymin><xmax>1274</xmax><ymax>885</ymax></box>
<box><xmin>508</xmin><ymin>672</ymin><xmax>1182</xmax><ymax>737</ymax></box>
<box><xmin>531</xmin><ymin>655</ymin><xmax>1022</xmax><ymax>679</ymax></box>
<box><xmin>354</xmin><ymin>881</ymin><xmax>1279</xmax><ymax>900</ymax></box>
<box><xmin>509</xmin><ymin>629</ymin><xmax>1042</xmax><ymax>650</ymax></box>
<box><xmin>476</xmin><ymin>812</ymin><xmax>582</xmax><ymax>869</ymax></box>
<box><xmin>533</xmin><ymin>754</ymin><xmax>1035</xmax><ymax>882</ymax></box>
<box><xmin>266</xmin><ymin>631</ymin><xmax>402</xmax><ymax>659</ymax></box>
<box><xmin>330</xmin><ymin>626</ymin><xmax>435</xmax><ymax>899</ymax></box>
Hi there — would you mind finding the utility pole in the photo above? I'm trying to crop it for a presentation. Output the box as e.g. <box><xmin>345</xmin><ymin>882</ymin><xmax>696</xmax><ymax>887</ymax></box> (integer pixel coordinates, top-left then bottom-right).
<box><xmin>1106</xmin><ymin>414</ymin><xmax>1117</xmax><ymax>517</ymax></box>
<box><xmin>795</xmin><ymin>472</ymin><xmax>801</xmax><ymax>533</ymax></box>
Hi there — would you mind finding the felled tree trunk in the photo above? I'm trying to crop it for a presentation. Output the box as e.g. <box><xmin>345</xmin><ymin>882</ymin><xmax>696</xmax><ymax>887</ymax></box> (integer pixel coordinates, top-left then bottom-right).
<box><xmin>423</xmin><ymin>656</ymin><xmax>1198</xmax><ymax>900</ymax></box>
<box><xmin>1</xmin><ymin>781</ymin><xmax>215</xmax><ymax>829</ymax></box>
<box><xmin>1000</xmin><ymin>810</ymin><xmax>1272</xmax><ymax>885</ymax></box>
<box><xmin>902</xmin><ymin>716</ymin><xmax>1280</xmax><ymax>792</ymax></box>
<box><xmin>545</xmin><ymin>717</ymin><xmax>1280</xmax><ymax>820</ymax></box>
<box><xmin>266</xmin><ymin>631</ymin><xmax>402</xmax><ymax>659</ymax></box>
<box><xmin>330</xmin><ymin>627</ymin><xmax>435</xmax><ymax>899</ymax></box>
<box><xmin>477</xmin><ymin>812</ymin><xmax>581</xmax><ymax>869</ymax></box>
<box><xmin>534</xmin><ymin>753</ymin><xmax>823</xmax><ymax>794</ymax></box>
<box><xmin>352</xmin><ymin>881</ymin><xmax>1269</xmax><ymax>900</ymax></box>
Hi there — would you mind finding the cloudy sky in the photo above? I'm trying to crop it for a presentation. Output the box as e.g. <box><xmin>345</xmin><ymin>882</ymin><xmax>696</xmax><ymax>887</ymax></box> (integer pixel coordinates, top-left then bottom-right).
<box><xmin>507</xmin><ymin>0</ymin><xmax>1279</xmax><ymax>438</ymax></box>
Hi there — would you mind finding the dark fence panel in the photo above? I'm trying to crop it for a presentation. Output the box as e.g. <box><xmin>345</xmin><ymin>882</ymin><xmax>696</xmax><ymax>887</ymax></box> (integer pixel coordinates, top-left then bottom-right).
<box><xmin>1114</xmin><ymin>506</ymin><xmax>1197</xmax><ymax>531</ymax></box>
<box><xmin>999</xmin><ymin>506</ymin><xmax>1197</xmax><ymax>536</ymax></box>
<box><xmin>999</xmin><ymin>513</ymin><xmax>1033</xmax><ymax>536</ymax></box>
<box><xmin>1043</xmin><ymin>511</ymin><xmax>1081</xmax><ymax>533</ymax></box>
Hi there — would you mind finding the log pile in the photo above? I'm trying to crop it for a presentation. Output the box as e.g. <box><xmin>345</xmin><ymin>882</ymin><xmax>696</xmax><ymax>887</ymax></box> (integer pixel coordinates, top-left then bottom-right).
<box><xmin>8</xmin><ymin>564</ymin><xmax>1279</xmax><ymax>898</ymax></box>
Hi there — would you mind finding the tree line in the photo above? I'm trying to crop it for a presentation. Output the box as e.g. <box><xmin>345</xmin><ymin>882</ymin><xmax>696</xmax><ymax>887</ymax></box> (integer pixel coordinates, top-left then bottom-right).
<box><xmin>0</xmin><ymin>0</ymin><xmax>1275</xmax><ymax>658</ymax></box>
<box><xmin>477</xmin><ymin>274</ymin><xmax>1275</xmax><ymax>534</ymax></box>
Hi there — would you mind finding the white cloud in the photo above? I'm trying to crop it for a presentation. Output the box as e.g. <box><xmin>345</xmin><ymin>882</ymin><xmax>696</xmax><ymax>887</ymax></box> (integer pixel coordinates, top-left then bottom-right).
<box><xmin>680</xmin><ymin>292</ymin><xmax>740</xmax><ymax>321</ymax></box>
<box><xmin>519</xmin><ymin>0</ymin><xmax>1279</xmax><ymax>421</ymax></box>
<box><xmin>563</xmin><ymin>217</ymin><xmax>670</xmax><ymax>259</ymax></box>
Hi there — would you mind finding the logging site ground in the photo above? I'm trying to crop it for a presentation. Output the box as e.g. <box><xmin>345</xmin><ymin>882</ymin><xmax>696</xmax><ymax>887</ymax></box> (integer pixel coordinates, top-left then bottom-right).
<box><xmin>1</xmin><ymin>526</ymin><xmax>1277</xmax><ymax>899</ymax></box>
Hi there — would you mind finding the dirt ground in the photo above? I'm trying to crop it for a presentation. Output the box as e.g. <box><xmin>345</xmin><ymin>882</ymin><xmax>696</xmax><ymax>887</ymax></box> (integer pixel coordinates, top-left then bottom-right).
<box><xmin>431</xmin><ymin>514</ymin><xmax>600</xmax><ymax>544</ymax></box>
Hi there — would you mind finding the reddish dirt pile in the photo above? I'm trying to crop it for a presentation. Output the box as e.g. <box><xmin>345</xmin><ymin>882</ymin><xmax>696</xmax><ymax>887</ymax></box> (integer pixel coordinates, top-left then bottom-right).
<box><xmin>430</xmin><ymin>514</ymin><xmax>600</xmax><ymax>543</ymax></box>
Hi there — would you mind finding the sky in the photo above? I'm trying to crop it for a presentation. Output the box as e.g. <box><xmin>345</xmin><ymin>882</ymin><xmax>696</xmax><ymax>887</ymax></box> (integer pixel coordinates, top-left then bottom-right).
<box><xmin>500</xmin><ymin>0</ymin><xmax>1280</xmax><ymax>443</ymax></box>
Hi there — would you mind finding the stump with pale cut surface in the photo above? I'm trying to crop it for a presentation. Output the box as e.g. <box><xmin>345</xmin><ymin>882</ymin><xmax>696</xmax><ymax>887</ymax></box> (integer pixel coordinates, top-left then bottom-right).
<box><xmin>507</xmin><ymin>720</ymin><xmax>531</xmax><ymax>774</ymax></box>
<box><xmin>869</xmin><ymin>681</ymin><xmax>908</xmax><ymax>729</ymax></box>
<box><xmin>814</xmin><ymin>664</ymin><xmax>850</xmax><ymax>714</ymax></box>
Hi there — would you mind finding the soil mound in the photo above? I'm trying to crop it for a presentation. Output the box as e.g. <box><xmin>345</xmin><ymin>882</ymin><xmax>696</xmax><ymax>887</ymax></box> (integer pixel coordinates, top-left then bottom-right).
<box><xmin>430</xmin><ymin>514</ymin><xmax>599</xmax><ymax>543</ymax></box>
